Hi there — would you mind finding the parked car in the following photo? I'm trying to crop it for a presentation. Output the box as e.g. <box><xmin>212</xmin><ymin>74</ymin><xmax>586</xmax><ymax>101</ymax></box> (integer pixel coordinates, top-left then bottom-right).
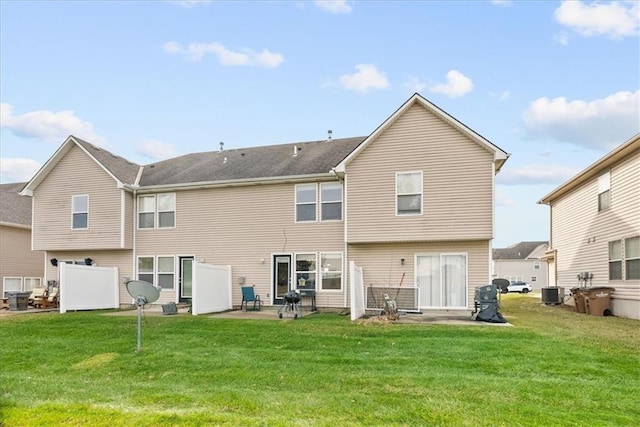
<box><xmin>506</xmin><ymin>281</ymin><xmax>532</xmax><ymax>293</ymax></box>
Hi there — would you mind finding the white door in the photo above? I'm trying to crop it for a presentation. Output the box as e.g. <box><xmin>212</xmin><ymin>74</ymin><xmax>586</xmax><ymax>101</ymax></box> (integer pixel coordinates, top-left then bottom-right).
<box><xmin>416</xmin><ymin>253</ymin><xmax>467</xmax><ymax>309</ymax></box>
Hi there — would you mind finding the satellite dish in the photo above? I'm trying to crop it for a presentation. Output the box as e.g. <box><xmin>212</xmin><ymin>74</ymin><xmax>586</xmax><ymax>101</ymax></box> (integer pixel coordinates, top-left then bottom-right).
<box><xmin>126</xmin><ymin>280</ymin><xmax>161</xmax><ymax>353</ymax></box>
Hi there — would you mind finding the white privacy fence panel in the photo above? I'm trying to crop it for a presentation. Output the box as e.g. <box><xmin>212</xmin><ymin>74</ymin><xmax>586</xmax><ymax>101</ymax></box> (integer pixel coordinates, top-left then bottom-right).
<box><xmin>192</xmin><ymin>262</ymin><xmax>232</xmax><ymax>315</ymax></box>
<box><xmin>59</xmin><ymin>263</ymin><xmax>119</xmax><ymax>313</ymax></box>
<box><xmin>350</xmin><ymin>261</ymin><xmax>365</xmax><ymax>321</ymax></box>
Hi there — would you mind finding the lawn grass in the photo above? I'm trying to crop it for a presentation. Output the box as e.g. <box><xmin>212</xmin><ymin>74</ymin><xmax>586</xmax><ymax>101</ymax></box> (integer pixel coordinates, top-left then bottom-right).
<box><xmin>1</xmin><ymin>295</ymin><xmax>639</xmax><ymax>426</ymax></box>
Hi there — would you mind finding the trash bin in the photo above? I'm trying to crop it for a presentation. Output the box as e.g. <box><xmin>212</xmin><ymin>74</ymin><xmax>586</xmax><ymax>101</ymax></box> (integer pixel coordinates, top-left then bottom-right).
<box><xmin>571</xmin><ymin>287</ymin><xmax>587</xmax><ymax>313</ymax></box>
<box><xmin>7</xmin><ymin>291</ymin><xmax>31</xmax><ymax>311</ymax></box>
<box><xmin>583</xmin><ymin>287</ymin><xmax>614</xmax><ymax>316</ymax></box>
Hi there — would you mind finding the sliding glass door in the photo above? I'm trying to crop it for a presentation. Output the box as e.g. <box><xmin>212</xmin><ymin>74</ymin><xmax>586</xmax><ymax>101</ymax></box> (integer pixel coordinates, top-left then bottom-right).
<box><xmin>416</xmin><ymin>253</ymin><xmax>467</xmax><ymax>309</ymax></box>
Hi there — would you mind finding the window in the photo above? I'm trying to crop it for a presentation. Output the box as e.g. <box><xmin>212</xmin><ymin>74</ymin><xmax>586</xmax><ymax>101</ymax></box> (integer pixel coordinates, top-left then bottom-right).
<box><xmin>137</xmin><ymin>257</ymin><xmax>154</xmax><ymax>284</ymax></box>
<box><xmin>138</xmin><ymin>194</ymin><xmax>176</xmax><ymax>229</ymax></box>
<box><xmin>157</xmin><ymin>256</ymin><xmax>175</xmax><ymax>289</ymax></box>
<box><xmin>2</xmin><ymin>277</ymin><xmax>22</xmax><ymax>297</ymax></box>
<box><xmin>598</xmin><ymin>172</ymin><xmax>610</xmax><ymax>212</ymax></box>
<box><xmin>534</xmin><ymin>261</ymin><xmax>540</xmax><ymax>270</ymax></box>
<box><xmin>416</xmin><ymin>253</ymin><xmax>467</xmax><ymax>308</ymax></box>
<box><xmin>158</xmin><ymin>194</ymin><xmax>176</xmax><ymax>228</ymax></box>
<box><xmin>23</xmin><ymin>277</ymin><xmax>42</xmax><ymax>292</ymax></box>
<box><xmin>138</xmin><ymin>196</ymin><xmax>155</xmax><ymax>229</ymax></box>
<box><xmin>396</xmin><ymin>172</ymin><xmax>422</xmax><ymax>215</ymax></box>
<box><xmin>320</xmin><ymin>253</ymin><xmax>342</xmax><ymax>290</ymax></box>
<box><xmin>321</xmin><ymin>183</ymin><xmax>342</xmax><ymax>221</ymax></box>
<box><xmin>296</xmin><ymin>184</ymin><xmax>317</xmax><ymax>222</ymax></box>
<box><xmin>625</xmin><ymin>236</ymin><xmax>640</xmax><ymax>280</ymax></box>
<box><xmin>531</xmin><ymin>276</ymin><xmax>537</xmax><ymax>282</ymax></box>
<box><xmin>609</xmin><ymin>241</ymin><xmax>622</xmax><ymax>280</ymax></box>
<box><xmin>72</xmin><ymin>195</ymin><xmax>88</xmax><ymax>229</ymax></box>
<box><xmin>295</xmin><ymin>253</ymin><xmax>316</xmax><ymax>289</ymax></box>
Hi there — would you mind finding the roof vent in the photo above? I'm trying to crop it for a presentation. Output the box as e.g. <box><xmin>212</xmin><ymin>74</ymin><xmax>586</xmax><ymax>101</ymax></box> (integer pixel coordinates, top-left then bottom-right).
<box><xmin>223</xmin><ymin>156</ymin><xmax>227</xmax><ymax>164</ymax></box>
<box><xmin>219</xmin><ymin>141</ymin><xmax>224</xmax><ymax>152</ymax></box>
<box><xmin>293</xmin><ymin>145</ymin><xmax>298</xmax><ymax>157</ymax></box>
<box><xmin>327</xmin><ymin>129</ymin><xmax>333</xmax><ymax>141</ymax></box>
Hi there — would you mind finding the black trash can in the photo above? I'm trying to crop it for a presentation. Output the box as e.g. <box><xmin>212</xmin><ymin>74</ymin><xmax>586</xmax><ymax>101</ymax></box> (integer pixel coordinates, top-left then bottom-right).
<box><xmin>7</xmin><ymin>291</ymin><xmax>31</xmax><ymax>311</ymax></box>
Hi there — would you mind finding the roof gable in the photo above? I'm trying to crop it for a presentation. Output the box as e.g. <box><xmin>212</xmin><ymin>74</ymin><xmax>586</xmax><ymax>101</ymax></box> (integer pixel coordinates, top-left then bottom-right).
<box><xmin>20</xmin><ymin>136</ymin><xmax>141</xmax><ymax>196</ymax></box>
<box><xmin>335</xmin><ymin>93</ymin><xmax>509</xmax><ymax>173</ymax></box>
<box><xmin>493</xmin><ymin>241</ymin><xmax>549</xmax><ymax>260</ymax></box>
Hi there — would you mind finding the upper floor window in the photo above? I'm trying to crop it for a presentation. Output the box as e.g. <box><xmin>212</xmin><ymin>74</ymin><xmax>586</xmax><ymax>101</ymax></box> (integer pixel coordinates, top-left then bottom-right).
<box><xmin>625</xmin><ymin>236</ymin><xmax>640</xmax><ymax>280</ymax></box>
<box><xmin>138</xmin><ymin>194</ymin><xmax>176</xmax><ymax>229</ymax></box>
<box><xmin>608</xmin><ymin>240</ymin><xmax>622</xmax><ymax>280</ymax></box>
<box><xmin>598</xmin><ymin>171</ymin><xmax>610</xmax><ymax>212</ymax></box>
<box><xmin>321</xmin><ymin>183</ymin><xmax>342</xmax><ymax>221</ymax></box>
<box><xmin>534</xmin><ymin>261</ymin><xmax>540</xmax><ymax>270</ymax></box>
<box><xmin>296</xmin><ymin>184</ymin><xmax>316</xmax><ymax>222</ymax></box>
<box><xmin>72</xmin><ymin>195</ymin><xmax>88</xmax><ymax>229</ymax></box>
<box><xmin>396</xmin><ymin>172</ymin><xmax>422</xmax><ymax>215</ymax></box>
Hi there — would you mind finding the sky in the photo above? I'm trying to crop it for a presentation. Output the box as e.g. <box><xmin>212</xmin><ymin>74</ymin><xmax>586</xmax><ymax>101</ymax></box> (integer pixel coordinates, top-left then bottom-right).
<box><xmin>1</xmin><ymin>0</ymin><xmax>639</xmax><ymax>248</ymax></box>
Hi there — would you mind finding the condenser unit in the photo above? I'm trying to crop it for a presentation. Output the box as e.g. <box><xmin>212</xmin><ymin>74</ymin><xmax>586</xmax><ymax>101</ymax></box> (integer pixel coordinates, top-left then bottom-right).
<box><xmin>541</xmin><ymin>287</ymin><xmax>564</xmax><ymax>305</ymax></box>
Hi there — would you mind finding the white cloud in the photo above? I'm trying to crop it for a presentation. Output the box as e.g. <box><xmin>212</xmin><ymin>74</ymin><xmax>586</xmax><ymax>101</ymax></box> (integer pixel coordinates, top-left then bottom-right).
<box><xmin>0</xmin><ymin>103</ymin><xmax>106</xmax><ymax>145</ymax></box>
<box><xmin>523</xmin><ymin>90</ymin><xmax>640</xmax><ymax>150</ymax></box>
<box><xmin>428</xmin><ymin>70</ymin><xmax>474</xmax><ymax>98</ymax></box>
<box><xmin>164</xmin><ymin>42</ymin><xmax>284</xmax><ymax>68</ymax></box>
<box><xmin>496</xmin><ymin>164</ymin><xmax>581</xmax><ymax>186</ymax></box>
<box><xmin>315</xmin><ymin>0</ymin><xmax>353</xmax><ymax>14</ymax></box>
<box><xmin>0</xmin><ymin>157</ymin><xmax>42</xmax><ymax>183</ymax></box>
<box><xmin>491</xmin><ymin>1</ymin><xmax>512</xmax><ymax>7</ymax></box>
<box><xmin>338</xmin><ymin>64</ymin><xmax>390</xmax><ymax>93</ymax></box>
<box><xmin>137</xmin><ymin>139</ymin><xmax>179</xmax><ymax>161</ymax></box>
<box><xmin>554</xmin><ymin>1</ymin><xmax>640</xmax><ymax>39</ymax></box>
<box><xmin>403</xmin><ymin>76</ymin><xmax>427</xmax><ymax>93</ymax></box>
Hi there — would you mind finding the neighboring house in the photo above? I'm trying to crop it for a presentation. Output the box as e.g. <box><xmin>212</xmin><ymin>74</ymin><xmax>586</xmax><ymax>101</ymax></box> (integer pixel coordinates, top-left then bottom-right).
<box><xmin>0</xmin><ymin>182</ymin><xmax>45</xmax><ymax>296</ymax></box>
<box><xmin>20</xmin><ymin>93</ymin><xmax>509</xmax><ymax>313</ymax></box>
<box><xmin>492</xmin><ymin>241</ymin><xmax>549</xmax><ymax>289</ymax></box>
<box><xmin>538</xmin><ymin>133</ymin><xmax>640</xmax><ymax>320</ymax></box>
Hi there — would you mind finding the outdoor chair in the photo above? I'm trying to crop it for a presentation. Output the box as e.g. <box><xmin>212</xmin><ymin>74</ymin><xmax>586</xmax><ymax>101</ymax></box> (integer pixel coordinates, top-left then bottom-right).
<box><xmin>40</xmin><ymin>287</ymin><xmax>59</xmax><ymax>309</ymax></box>
<box><xmin>241</xmin><ymin>286</ymin><xmax>261</xmax><ymax>311</ymax></box>
<box><xmin>28</xmin><ymin>287</ymin><xmax>47</xmax><ymax>306</ymax></box>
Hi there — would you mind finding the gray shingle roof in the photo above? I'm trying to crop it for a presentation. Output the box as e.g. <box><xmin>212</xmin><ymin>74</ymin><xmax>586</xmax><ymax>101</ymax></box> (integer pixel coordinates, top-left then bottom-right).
<box><xmin>73</xmin><ymin>137</ymin><xmax>141</xmax><ymax>185</ymax></box>
<box><xmin>493</xmin><ymin>241</ymin><xmax>549</xmax><ymax>260</ymax></box>
<box><xmin>0</xmin><ymin>182</ymin><xmax>31</xmax><ymax>226</ymax></box>
<box><xmin>139</xmin><ymin>137</ymin><xmax>366</xmax><ymax>187</ymax></box>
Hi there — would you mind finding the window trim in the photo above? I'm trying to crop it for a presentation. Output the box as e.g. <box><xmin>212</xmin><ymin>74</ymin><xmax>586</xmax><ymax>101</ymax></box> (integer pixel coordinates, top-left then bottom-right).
<box><xmin>396</xmin><ymin>171</ymin><xmax>423</xmax><ymax>216</ymax></box>
<box><xmin>320</xmin><ymin>182</ymin><xmax>343</xmax><ymax>222</ymax></box>
<box><xmin>2</xmin><ymin>277</ymin><xmax>23</xmax><ymax>297</ymax></box>
<box><xmin>157</xmin><ymin>255</ymin><xmax>176</xmax><ymax>290</ymax></box>
<box><xmin>608</xmin><ymin>240</ymin><xmax>622</xmax><ymax>281</ymax></box>
<box><xmin>295</xmin><ymin>253</ymin><xmax>317</xmax><ymax>290</ymax></box>
<box><xmin>319</xmin><ymin>252</ymin><xmax>343</xmax><ymax>291</ymax></box>
<box><xmin>71</xmin><ymin>195</ymin><xmax>89</xmax><ymax>230</ymax></box>
<box><xmin>624</xmin><ymin>236</ymin><xmax>640</xmax><ymax>280</ymax></box>
<box><xmin>138</xmin><ymin>193</ymin><xmax>176</xmax><ymax>229</ymax></box>
<box><xmin>138</xmin><ymin>195</ymin><xmax>156</xmax><ymax>229</ymax></box>
<box><xmin>597</xmin><ymin>171</ymin><xmax>610</xmax><ymax>212</ymax></box>
<box><xmin>295</xmin><ymin>184</ymin><xmax>318</xmax><ymax>223</ymax></box>
<box><xmin>157</xmin><ymin>193</ymin><xmax>176</xmax><ymax>229</ymax></box>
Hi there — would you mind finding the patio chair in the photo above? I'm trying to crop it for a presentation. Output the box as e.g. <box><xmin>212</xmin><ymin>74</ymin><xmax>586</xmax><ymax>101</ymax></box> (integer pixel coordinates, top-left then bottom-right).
<box><xmin>28</xmin><ymin>287</ymin><xmax>47</xmax><ymax>307</ymax></box>
<box><xmin>241</xmin><ymin>286</ymin><xmax>261</xmax><ymax>311</ymax></box>
<box><xmin>40</xmin><ymin>287</ymin><xmax>59</xmax><ymax>309</ymax></box>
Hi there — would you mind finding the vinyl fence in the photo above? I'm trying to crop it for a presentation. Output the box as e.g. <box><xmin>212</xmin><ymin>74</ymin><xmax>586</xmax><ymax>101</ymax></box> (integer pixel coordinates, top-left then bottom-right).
<box><xmin>350</xmin><ymin>261</ymin><xmax>365</xmax><ymax>321</ymax></box>
<box><xmin>59</xmin><ymin>263</ymin><xmax>119</xmax><ymax>313</ymax></box>
<box><xmin>192</xmin><ymin>262</ymin><xmax>232</xmax><ymax>315</ymax></box>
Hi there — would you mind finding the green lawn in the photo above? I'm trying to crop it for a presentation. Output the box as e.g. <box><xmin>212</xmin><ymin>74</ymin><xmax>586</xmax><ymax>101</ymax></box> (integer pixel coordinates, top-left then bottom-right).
<box><xmin>1</xmin><ymin>295</ymin><xmax>639</xmax><ymax>426</ymax></box>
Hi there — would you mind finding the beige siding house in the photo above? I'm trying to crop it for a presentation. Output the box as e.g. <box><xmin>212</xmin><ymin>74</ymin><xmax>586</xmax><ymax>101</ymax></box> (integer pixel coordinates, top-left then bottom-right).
<box><xmin>21</xmin><ymin>93</ymin><xmax>509</xmax><ymax>313</ymax></box>
<box><xmin>539</xmin><ymin>133</ymin><xmax>640</xmax><ymax>320</ymax></box>
<box><xmin>492</xmin><ymin>241</ymin><xmax>549</xmax><ymax>289</ymax></box>
<box><xmin>0</xmin><ymin>183</ymin><xmax>45</xmax><ymax>297</ymax></box>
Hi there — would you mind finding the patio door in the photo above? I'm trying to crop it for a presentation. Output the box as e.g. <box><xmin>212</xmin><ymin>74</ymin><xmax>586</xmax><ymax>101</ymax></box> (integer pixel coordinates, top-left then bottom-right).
<box><xmin>273</xmin><ymin>255</ymin><xmax>292</xmax><ymax>305</ymax></box>
<box><xmin>179</xmin><ymin>256</ymin><xmax>194</xmax><ymax>301</ymax></box>
<box><xmin>416</xmin><ymin>253</ymin><xmax>467</xmax><ymax>309</ymax></box>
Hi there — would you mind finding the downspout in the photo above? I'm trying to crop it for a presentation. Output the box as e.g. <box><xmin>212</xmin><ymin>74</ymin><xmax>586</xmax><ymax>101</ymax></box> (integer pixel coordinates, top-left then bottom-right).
<box><xmin>331</xmin><ymin>168</ymin><xmax>348</xmax><ymax>308</ymax></box>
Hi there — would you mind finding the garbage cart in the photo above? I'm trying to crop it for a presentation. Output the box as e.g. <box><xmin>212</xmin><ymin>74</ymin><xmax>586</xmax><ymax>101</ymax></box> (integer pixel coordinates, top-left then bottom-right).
<box><xmin>583</xmin><ymin>287</ymin><xmax>614</xmax><ymax>316</ymax></box>
<box><xmin>570</xmin><ymin>287</ymin><xmax>587</xmax><ymax>313</ymax></box>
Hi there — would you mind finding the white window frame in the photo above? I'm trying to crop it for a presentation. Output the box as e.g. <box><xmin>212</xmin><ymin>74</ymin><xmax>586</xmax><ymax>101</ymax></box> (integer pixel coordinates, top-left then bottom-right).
<box><xmin>157</xmin><ymin>193</ymin><xmax>176</xmax><ymax>229</ymax></box>
<box><xmin>138</xmin><ymin>196</ymin><xmax>156</xmax><ymax>229</ymax></box>
<box><xmin>396</xmin><ymin>171</ymin><xmax>423</xmax><ymax>216</ymax></box>
<box><xmin>598</xmin><ymin>171</ymin><xmax>610</xmax><ymax>212</ymax></box>
<box><xmin>624</xmin><ymin>236</ymin><xmax>640</xmax><ymax>280</ymax></box>
<box><xmin>320</xmin><ymin>182</ymin><xmax>343</xmax><ymax>222</ymax></box>
<box><xmin>2</xmin><ymin>277</ymin><xmax>22</xmax><ymax>297</ymax></box>
<box><xmin>534</xmin><ymin>261</ymin><xmax>540</xmax><ymax>270</ymax></box>
<box><xmin>23</xmin><ymin>277</ymin><xmax>42</xmax><ymax>292</ymax></box>
<box><xmin>138</xmin><ymin>193</ymin><xmax>176</xmax><ymax>229</ymax></box>
<box><xmin>295</xmin><ymin>253</ymin><xmax>317</xmax><ymax>289</ymax></box>
<box><xmin>71</xmin><ymin>195</ymin><xmax>89</xmax><ymax>230</ymax></box>
<box><xmin>295</xmin><ymin>184</ymin><xmax>317</xmax><ymax>223</ymax></box>
<box><xmin>157</xmin><ymin>255</ymin><xmax>176</xmax><ymax>290</ymax></box>
<box><xmin>415</xmin><ymin>252</ymin><xmax>467</xmax><ymax>309</ymax></box>
<box><xmin>319</xmin><ymin>252</ymin><xmax>343</xmax><ymax>291</ymax></box>
<box><xmin>137</xmin><ymin>256</ymin><xmax>154</xmax><ymax>284</ymax></box>
<box><xmin>609</xmin><ymin>240</ymin><xmax>622</xmax><ymax>281</ymax></box>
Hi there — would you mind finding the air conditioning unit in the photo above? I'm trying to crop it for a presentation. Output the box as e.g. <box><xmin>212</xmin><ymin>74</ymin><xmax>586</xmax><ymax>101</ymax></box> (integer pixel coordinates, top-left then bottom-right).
<box><xmin>541</xmin><ymin>287</ymin><xmax>564</xmax><ymax>305</ymax></box>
